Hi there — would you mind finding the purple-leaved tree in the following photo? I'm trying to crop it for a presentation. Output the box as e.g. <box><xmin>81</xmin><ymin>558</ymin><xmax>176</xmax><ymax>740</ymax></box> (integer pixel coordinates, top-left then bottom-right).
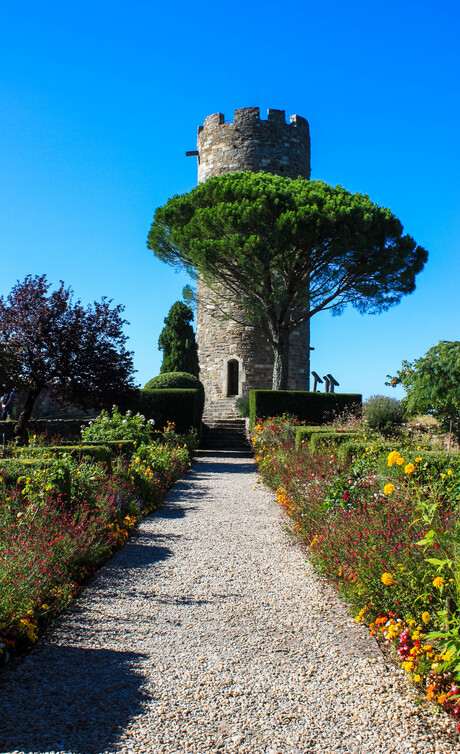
<box><xmin>0</xmin><ymin>274</ymin><xmax>137</xmax><ymax>439</ymax></box>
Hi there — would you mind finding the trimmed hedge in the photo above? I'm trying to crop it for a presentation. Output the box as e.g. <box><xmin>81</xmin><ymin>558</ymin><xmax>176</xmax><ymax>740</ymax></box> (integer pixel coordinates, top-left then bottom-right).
<box><xmin>295</xmin><ymin>426</ymin><xmax>336</xmax><ymax>450</ymax></box>
<box><xmin>86</xmin><ymin>439</ymin><xmax>138</xmax><ymax>456</ymax></box>
<box><xmin>249</xmin><ymin>390</ymin><xmax>362</xmax><ymax>429</ymax></box>
<box><xmin>309</xmin><ymin>431</ymin><xmax>362</xmax><ymax>453</ymax></box>
<box><xmin>132</xmin><ymin>389</ymin><xmax>200</xmax><ymax>432</ymax></box>
<box><xmin>337</xmin><ymin>441</ymin><xmax>370</xmax><ymax>464</ymax></box>
<box><xmin>45</xmin><ymin>445</ymin><xmax>112</xmax><ymax>470</ymax></box>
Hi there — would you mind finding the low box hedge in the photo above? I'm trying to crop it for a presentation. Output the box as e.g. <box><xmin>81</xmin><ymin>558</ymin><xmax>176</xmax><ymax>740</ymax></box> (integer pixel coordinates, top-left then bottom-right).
<box><xmin>249</xmin><ymin>390</ymin><xmax>362</xmax><ymax>429</ymax></box>
<box><xmin>337</xmin><ymin>441</ymin><xmax>370</xmax><ymax>464</ymax></box>
<box><xmin>45</xmin><ymin>445</ymin><xmax>112</xmax><ymax>470</ymax></box>
<box><xmin>295</xmin><ymin>426</ymin><xmax>336</xmax><ymax>449</ymax></box>
<box><xmin>86</xmin><ymin>439</ymin><xmax>138</xmax><ymax>456</ymax></box>
<box><xmin>309</xmin><ymin>431</ymin><xmax>363</xmax><ymax>453</ymax></box>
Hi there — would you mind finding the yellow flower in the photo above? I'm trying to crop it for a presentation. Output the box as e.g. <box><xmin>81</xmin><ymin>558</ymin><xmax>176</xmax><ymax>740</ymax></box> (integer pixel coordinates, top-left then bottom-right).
<box><xmin>405</xmin><ymin>462</ymin><xmax>416</xmax><ymax>474</ymax></box>
<box><xmin>386</xmin><ymin>624</ymin><xmax>401</xmax><ymax>639</ymax></box>
<box><xmin>381</xmin><ymin>572</ymin><xmax>394</xmax><ymax>586</ymax></box>
<box><xmin>396</xmin><ymin>456</ymin><xmax>405</xmax><ymax>466</ymax></box>
<box><xmin>387</xmin><ymin>451</ymin><xmax>400</xmax><ymax>467</ymax></box>
<box><xmin>415</xmin><ymin>457</ymin><xmax>423</xmax><ymax>463</ymax></box>
<box><xmin>414</xmin><ymin>674</ymin><xmax>421</xmax><ymax>683</ymax></box>
<box><xmin>421</xmin><ymin>612</ymin><xmax>431</xmax><ymax>624</ymax></box>
<box><xmin>383</xmin><ymin>483</ymin><xmax>395</xmax><ymax>496</ymax></box>
<box><xmin>433</xmin><ymin>576</ymin><xmax>445</xmax><ymax>588</ymax></box>
<box><xmin>447</xmin><ymin>469</ymin><xmax>453</xmax><ymax>476</ymax></box>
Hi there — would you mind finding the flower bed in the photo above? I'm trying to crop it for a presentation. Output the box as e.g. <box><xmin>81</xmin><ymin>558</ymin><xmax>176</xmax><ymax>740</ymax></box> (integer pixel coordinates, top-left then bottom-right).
<box><xmin>0</xmin><ymin>410</ymin><xmax>195</xmax><ymax>663</ymax></box>
<box><xmin>252</xmin><ymin>415</ymin><xmax>460</xmax><ymax>728</ymax></box>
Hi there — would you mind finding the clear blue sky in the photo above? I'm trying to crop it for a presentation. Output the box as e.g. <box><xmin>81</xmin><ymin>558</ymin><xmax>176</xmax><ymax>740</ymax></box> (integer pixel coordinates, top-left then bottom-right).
<box><xmin>1</xmin><ymin>0</ymin><xmax>459</xmax><ymax>401</ymax></box>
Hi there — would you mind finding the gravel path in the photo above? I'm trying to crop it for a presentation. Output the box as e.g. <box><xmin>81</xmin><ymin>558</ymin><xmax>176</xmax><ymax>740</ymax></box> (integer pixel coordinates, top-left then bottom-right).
<box><xmin>1</xmin><ymin>450</ymin><xmax>459</xmax><ymax>754</ymax></box>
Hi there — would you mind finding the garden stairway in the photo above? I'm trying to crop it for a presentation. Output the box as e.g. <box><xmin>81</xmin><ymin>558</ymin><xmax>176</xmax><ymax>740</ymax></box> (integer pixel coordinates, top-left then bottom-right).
<box><xmin>200</xmin><ymin>417</ymin><xmax>249</xmax><ymax>449</ymax></box>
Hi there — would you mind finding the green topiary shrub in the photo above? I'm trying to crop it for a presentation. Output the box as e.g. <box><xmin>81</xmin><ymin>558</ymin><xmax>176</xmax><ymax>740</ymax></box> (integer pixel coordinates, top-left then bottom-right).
<box><xmin>363</xmin><ymin>395</ymin><xmax>406</xmax><ymax>431</ymax></box>
<box><xmin>144</xmin><ymin>372</ymin><xmax>205</xmax><ymax>418</ymax></box>
<box><xmin>135</xmin><ymin>389</ymin><xmax>200</xmax><ymax>432</ymax></box>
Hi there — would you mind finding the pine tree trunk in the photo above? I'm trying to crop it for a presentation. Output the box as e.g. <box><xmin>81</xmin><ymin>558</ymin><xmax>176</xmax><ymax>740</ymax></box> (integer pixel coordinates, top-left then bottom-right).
<box><xmin>272</xmin><ymin>335</ymin><xmax>290</xmax><ymax>390</ymax></box>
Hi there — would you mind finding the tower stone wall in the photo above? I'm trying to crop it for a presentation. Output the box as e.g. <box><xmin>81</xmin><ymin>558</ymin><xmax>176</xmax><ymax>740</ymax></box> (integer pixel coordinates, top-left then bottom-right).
<box><xmin>197</xmin><ymin>107</ymin><xmax>310</xmax><ymax>183</ymax></box>
<box><xmin>194</xmin><ymin>107</ymin><xmax>311</xmax><ymax>418</ymax></box>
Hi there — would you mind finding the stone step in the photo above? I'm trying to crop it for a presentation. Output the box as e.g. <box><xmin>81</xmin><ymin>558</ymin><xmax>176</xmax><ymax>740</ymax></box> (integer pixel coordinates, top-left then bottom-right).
<box><xmin>200</xmin><ymin>418</ymin><xmax>250</xmax><ymax>450</ymax></box>
<box><xmin>202</xmin><ymin>397</ymin><xmax>241</xmax><ymax>422</ymax></box>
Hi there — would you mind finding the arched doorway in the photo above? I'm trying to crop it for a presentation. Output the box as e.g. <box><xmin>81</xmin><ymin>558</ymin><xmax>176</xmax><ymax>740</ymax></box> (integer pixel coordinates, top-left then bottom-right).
<box><xmin>227</xmin><ymin>359</ymin><xmax>239</xmax><ymax>396</ymax></box>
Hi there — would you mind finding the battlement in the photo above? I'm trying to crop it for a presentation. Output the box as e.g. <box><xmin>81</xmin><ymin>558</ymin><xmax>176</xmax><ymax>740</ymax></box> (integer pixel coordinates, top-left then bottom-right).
<box><xmin>198</xmin><ymin>107</ymin><xmax>308</xmax><ymax>134</ymax></box>
<box><xmin>196</xmin><ymin>106</ymin><xmax>311</xmax><ymax>184</ymax></box>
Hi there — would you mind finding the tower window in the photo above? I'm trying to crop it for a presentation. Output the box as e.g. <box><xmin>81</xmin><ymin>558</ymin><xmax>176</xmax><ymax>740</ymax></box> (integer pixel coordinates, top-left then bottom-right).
<box><xmin>227</xmin><ymin>359</ymin><xmax>239</xmax><ymax>396</ymax></box>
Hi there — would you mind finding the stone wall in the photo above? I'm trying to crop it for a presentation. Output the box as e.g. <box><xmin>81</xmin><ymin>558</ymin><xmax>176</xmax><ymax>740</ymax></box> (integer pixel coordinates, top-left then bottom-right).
<box><xmin>194</xmin><ymin>107</ymin><xmax>311</xmax><ymax>417</ymax></box>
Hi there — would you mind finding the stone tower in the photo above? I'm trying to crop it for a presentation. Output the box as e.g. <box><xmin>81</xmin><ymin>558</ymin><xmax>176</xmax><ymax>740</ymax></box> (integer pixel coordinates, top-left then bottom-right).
<box><xmin>192</xmin><ymin>107</ymin><xmax>311</xmax><ymax>419</ymax></box>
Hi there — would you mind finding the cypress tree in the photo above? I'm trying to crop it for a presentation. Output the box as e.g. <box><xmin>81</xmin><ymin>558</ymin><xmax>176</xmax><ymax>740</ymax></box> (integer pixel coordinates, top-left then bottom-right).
<box><xmin>158</xmin><ymin>301</ymin><xmax>199</xmax><ymax>376</ymax></box>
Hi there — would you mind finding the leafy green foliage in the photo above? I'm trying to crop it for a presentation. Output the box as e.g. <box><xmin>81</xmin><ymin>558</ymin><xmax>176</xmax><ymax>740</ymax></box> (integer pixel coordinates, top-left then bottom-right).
<box><xmin>363</xmin><ymin>395</ymin><xmax>406</xmax><ymax>431</ymax></box>
<box><xmin>388</xmin><ymin>341</ymin><xmax>460</xmax><ymax>435</ymax></box>
<box><xmin>158</xmin><ymin>301</ymin><xmax>199</xmax><ymax>376</ymax></box>
<box><xmin>148</xmin><ymin>172</ymin><xmax>427</xmax><ymax>388</ymax></box>
<box><xmin>81</xmin><ymin>407</ymin><xmax>154</xmax><ymax>445</ymax></box>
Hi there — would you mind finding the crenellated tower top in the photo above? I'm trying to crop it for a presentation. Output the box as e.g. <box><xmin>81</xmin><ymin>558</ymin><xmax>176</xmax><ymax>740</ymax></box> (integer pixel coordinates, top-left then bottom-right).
<box><xmin>194</xmin><ymin>107</ymin><xmax>311</xmax><ymax>184</ymax></box>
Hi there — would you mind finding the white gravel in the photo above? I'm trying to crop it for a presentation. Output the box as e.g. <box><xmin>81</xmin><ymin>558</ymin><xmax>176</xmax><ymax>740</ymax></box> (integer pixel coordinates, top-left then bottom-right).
<box><xmin>0</xmin><ymin>450</ymin><xmax>459</xmax><ymax>753</ymax></box>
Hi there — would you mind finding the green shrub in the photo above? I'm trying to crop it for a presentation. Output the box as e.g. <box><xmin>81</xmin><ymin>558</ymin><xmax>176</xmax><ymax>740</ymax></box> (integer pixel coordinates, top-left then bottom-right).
<box><xmin>237</xmin><ymin>396</ymin><xmax>250</xmax><ymax>417</ymax></box>
<box><xmin>249</xmin><ymin>390</ymin><xmax>362</xmax><ymax>429</ymax></box>
<box><xmin>295</xmin><ymin>426</ymin><xmax>334</xmax><ymax>450</ymax></box>
<box><xmin>144</xmin><ymin>372</ymin><xmax>205</xmax><ymax>417</ymax></box>
<box><xmin>45</xmin><ymin>445</ymin><xmax>112</xmax><ymax>470</ymax></box>
<box><xmin>337</xmin><ymin>441</ymin><xmax>370</xmax><ymax>464</ymax></box>
<box><xmin>81</xmin><ymin>407</ymin><xmax>154</xmax><ymax>445</ymax></box>
<box><xmin>0</xmin><ymin>457</ymin><xmax>71</xmax><ymax>502</ymax></box>
<box><xmin>363</xmin><ymin>395</ymin><xmax>405</xmax><ymax>431</ymax></box>
<box><xmin>88</xmin><ymin>439</ymin><xmax>137</xmax><ymax>456</ymax></box>
<box><xmin>134</xmin><ymin>389</ymin><xmax>200</xmax><ymax>432</ymax></box>
<box><xmin>377</xmin><ymin>448</ymin><xmax>460</xmax><ymax>482</ymax></box>
<box><xmin>309</xmin><ymin>431</ymin><xmax>362</xmax><ymax>453</ymax></box>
